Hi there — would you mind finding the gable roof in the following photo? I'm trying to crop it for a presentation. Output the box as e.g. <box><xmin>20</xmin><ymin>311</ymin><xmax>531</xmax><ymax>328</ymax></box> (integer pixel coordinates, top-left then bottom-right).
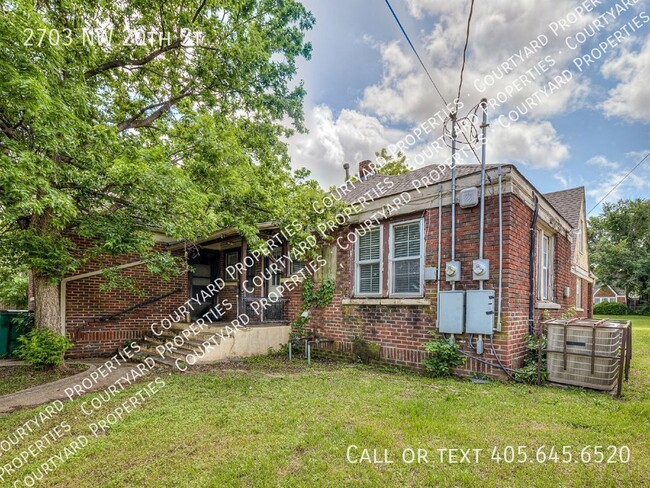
<box><xmin>340</xmin><ymin>163</ymin><xmax>497</xmax><ymax>204</ymax></box>
<box><xmin>543</xmin><ymin>186</ymin><xmax>585</xmax><ymax>228</ymax></box>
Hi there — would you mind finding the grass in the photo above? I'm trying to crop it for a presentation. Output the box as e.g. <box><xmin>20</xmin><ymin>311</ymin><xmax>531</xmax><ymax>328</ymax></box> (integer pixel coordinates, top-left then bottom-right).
<box><xmin>0</xmin><ymin>363</ymin><xmax>88</xmax><ymax>397</ymax></box>
<box><xmin>0</xmin><ymin>315</ymin><xmax>647</xmax><ymax>487</ymax></box>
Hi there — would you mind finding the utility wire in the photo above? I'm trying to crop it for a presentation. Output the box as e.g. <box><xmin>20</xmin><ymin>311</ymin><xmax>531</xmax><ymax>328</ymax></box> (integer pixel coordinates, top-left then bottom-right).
<box><xmin>587</xmin><ymin>151</ymin><xmax>650</xmax><ymax>215</ymax></box>
<box><xmin>456</xmin><ymin>0</ymin><xmax>475</xmax><ymax>107</ymax></box>
<box><xmin>383</xmin><ymin>0</ymin><xmax>447</xmax><ymax>105</ymax></box>
<box><xmin>383</xmin><ymin>0</ymin><xmax>482</xmax><ymax>165</ymax></box>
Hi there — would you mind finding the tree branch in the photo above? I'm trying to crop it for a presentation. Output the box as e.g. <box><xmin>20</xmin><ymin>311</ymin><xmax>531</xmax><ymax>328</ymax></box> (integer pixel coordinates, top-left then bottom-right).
<box><xmin>116</xmin><ymin>87</ymin><xmax>194</xmax><ymax>132</ymax></box>
<box><xmin>84</xmin><ymin>39</ymin><xmax>183</xmax><ymax>79</ymax></box>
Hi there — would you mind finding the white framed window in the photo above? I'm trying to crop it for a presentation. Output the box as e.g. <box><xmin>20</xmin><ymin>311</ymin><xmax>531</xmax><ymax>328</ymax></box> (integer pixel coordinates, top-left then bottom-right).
<box><xmin>576</xmin><ymin>279</ymin><xmax>582</xmax><ymax>308</ymax></box>
<box><xmin>538</xmin><ymin>230</ymin><xmax>554</xmax><ymax>301</ymax></box>
<box><xmin>389</xmin><ymin>219</ymin><xmax>424</xmax><ymax>296</ymax></box>
<box><xmin>594</xmin><ymin>297</ymin><xmax>616</xmax><ymax>304</ymax></box>
<box><xmin>355</xmin><ymin>227</ymin><xmax>382</xmax><ymax>296</ymax></box>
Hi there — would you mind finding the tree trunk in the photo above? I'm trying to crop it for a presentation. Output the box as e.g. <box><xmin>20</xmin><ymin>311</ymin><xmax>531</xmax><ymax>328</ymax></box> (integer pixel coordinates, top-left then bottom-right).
<box><xmin>33</xmin><ymin>274</ymin><xmax>61</xmax><ymax>332</ymax></box>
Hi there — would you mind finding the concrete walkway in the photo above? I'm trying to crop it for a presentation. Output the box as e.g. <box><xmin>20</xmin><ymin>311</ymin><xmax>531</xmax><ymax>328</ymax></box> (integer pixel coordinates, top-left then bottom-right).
<box><xmin>0</xmin><ymin>359</ymin><xmax>156</xmax><ymax>415</ymax></box>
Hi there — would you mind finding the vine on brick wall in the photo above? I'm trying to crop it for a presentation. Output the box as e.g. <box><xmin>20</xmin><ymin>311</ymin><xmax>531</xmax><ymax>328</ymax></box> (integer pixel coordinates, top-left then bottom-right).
<box><xmin>290</xmin><ymin>278</ymin><xmax>335</xmax><ymax>340</ymax></box>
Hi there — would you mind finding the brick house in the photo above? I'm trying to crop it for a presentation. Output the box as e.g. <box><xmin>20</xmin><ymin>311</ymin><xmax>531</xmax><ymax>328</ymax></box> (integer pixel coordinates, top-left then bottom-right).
<box><xmin>56</xmin><ymin>162</ymin><xmax>594</xmax><ymax>378</ymax></box>
<box><xmin>593</xmin><ymin>284</ymin><xmax>627</xmax><ymax>305</ymax></box>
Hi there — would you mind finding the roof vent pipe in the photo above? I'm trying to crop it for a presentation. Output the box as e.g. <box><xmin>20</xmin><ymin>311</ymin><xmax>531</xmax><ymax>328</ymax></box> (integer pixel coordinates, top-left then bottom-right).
<box><xmin>343</xmin><ymin>162</ymin><xmax>350</xmax><ymax>182</ymax></box>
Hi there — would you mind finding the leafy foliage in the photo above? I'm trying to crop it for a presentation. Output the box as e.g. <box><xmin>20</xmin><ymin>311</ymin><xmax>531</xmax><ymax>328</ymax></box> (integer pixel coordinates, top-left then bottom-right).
<box><xmin>514</xmin><ymin>334</ymin><xmax>547</xmax><ymax>384</ymax></box>
<box><xmin>423</xmin><ymin>339</ymin><xmax>465</xmax><ymax>377</ymax></box>
<box><xmin>0</xmin><ymin>269</ymin><xmax>28</xmax><ymax>308</ymax></box>
<box><xmin>290</xmin><ymin>277</ymin><xmax>335</xmax><ymax>341</ymax></box>
<box><xmin>15</xmin><ymin>328</ymin><xmax>73</xmax><ymax>369</ymax></box>
<box><xmin>0</xmin><ymin>0</ymin><xmax>340</xmax><ymax>327</ymax></box>
<box><xmin>593</xmin><ymin>301</ymin><xmax>628</xmax><ymax>315</ymax></box>
<box><xmin>589</xmin><ymin>199</ymin><xmax>650</xmax><ymax>302</ymax></box>
<box><xmin>11</xmin><ymin>312</ymin><xmax>35</xmax><ymax>334</ymax></box>
<box><xmin>374</xmin><ymin>148</ymin><xmax>411</xmax><ymax>176</ymax></box>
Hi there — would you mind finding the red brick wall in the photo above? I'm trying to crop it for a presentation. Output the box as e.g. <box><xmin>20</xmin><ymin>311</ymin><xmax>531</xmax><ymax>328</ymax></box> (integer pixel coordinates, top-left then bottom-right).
<box><xmin>302</xmin><ymin>192</ymin><xmax>581</xmax><ymax>378</ymax></box>
<box><xmin>65</xmin><ymin>238</ymin><xmax>189</xmax><ymax>358</ymax></box>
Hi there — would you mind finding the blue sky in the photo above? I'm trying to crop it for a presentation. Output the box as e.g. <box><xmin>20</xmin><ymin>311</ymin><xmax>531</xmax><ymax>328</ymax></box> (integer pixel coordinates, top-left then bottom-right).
<box><xmin>287</xmin><ymin>0</ymin><xmax>650</xmax><ymax>215</ymax></box>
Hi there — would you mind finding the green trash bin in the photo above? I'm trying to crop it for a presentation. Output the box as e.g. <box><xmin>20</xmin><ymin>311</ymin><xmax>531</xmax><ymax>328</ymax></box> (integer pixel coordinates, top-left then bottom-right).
<box><xmin>0</xmin><ymin>310</ymin><xmax>30</xmax><ymax>357</ymax></box>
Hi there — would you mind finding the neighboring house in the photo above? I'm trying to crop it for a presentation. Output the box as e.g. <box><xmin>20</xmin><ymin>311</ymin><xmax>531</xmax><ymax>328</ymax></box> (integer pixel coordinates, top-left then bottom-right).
<box><xmin>593</xmin><ymin>284</ymin><xmax>627</xmax><ymax>305</ymax></box>
<box><xmin>53</xmin><ymin>162</ymin><xmax>593</xmax><ymax>378</ymax></box>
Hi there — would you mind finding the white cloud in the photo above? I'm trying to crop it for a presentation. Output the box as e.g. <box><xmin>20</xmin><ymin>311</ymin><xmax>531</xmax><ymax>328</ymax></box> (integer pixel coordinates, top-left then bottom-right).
<box><xmin>586</xmin><ymin>155</ymin><xmax>620</xmax><ymax>169</ymax></box>
<box><xmin>586</xmin><ymin>170</ymin><xmax>650</xmax><ymax>206</ymax></box>
<box><xmin>287</xmin><ymin>105</ymin><xmax>407</xmax><ymax>186</ymax></box>
<box><xmin>362</xmin><ymin>0</ymin><xmax>595</xmax><ymax>124</ymax></box>
<box><xmin>601</xmin><ymin>37</ymin><xmax>650</xmax><ymax>123</ymax></box>
<box><xmin>554</xmin><ymin>173</ymin><xmax>569</xmax><ymax>188</ymax></box>
<box><xmin>488</xmin><ymin>121</ymin><xmax>569</xmax><ymax>168</ymax></box>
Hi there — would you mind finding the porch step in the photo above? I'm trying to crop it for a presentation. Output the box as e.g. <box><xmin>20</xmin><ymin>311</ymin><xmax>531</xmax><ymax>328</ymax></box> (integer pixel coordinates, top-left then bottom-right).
<box><xmin>131</xmin><ymin>351</ymin><xmax>177</xmax><ymax>368</ymax></box>
<box><xmin>150</xmin><ymin>331</ymin><xmax>220</xmax><ymax>350</ymax></box>
<box><xmin>142</xmin><ymin>337</ymin><xmax>197</xmax><ymax>357</ymax></box>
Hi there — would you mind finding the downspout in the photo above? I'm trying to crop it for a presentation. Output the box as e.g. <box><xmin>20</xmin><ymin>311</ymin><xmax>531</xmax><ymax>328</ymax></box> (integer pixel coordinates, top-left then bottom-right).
<box><xmin>436</xmin><ymin>183</ymin><xmax>443</xmax><ymax>329</ymax></box>
<box><xmin>528</xmin><ymin>196</ymin><xmax>539</xmax><ymax>336</ymax></box>
<box><xmin>59</xmin><ymin>261</ymin><xmax>145</xmax><ymax>334</ymax></box>
<box><xmin>496</xmin><ymin>165</ymin><xmax>503</xmax><ymax>332</ymax></box>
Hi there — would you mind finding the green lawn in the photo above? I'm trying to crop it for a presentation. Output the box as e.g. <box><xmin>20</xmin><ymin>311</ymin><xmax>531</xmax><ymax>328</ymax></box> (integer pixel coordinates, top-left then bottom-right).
<box><xmin>0</xmin><ymin>315</ymin><xmax>647</xmax><ymax>487</ymax></box>
<box><xmin>0</xmin><ymin>363</ymin><xmax>88</xmax><ymax>397</ymax></box>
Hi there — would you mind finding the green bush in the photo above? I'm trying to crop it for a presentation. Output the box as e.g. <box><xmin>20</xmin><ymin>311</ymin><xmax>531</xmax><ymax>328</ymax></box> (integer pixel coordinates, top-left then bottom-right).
<box><xmin>514</xmin><ymin>334</ymin><xmax>548</xmax><ymax>384</ymax></box>
<box><xmin>11</xmin><ymin>312</ymin><xmax>35</xmax><ymax>333</ymax></box>
<box><xmin>423</xmin><ymin>339</ymin><xmax>465</xmax><ymax>377</ymax></box>
<box><xmin>593</xmin><ymin>301</ymin><xmax>627</xmax><ymax>315</ymax></box>
<box><xmin>16</xmin><ymin>328</ymin><xmax>73</xmax><ymax>369</ymax></box>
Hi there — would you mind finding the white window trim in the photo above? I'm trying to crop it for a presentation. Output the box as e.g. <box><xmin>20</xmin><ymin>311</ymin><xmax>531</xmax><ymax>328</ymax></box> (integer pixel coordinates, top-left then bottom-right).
<box><xmin>388</xmin><ymin>218</ymin><xmax>425</xmax><ymax>298</ymax></box>
<box><xmin>576</xmin><ymin>278</ymin><xmax>583</xmax><ymax>310</ymax></box>
<box><xmin>355</xmin><ymin>226</ymin><xmax>383</xmax><ymax>297</ymax></box>
<box><xmin>537</xmin><ymin>230</ymin><xmax>555</xmax><ymax>303</ymax></box>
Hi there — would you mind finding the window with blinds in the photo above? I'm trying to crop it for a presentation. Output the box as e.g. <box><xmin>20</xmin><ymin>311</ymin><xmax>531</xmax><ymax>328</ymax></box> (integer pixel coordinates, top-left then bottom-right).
<box><xmin>355</xmin><ymin>227</ymin><xmax>382</xmax><ymax>295</ymax></box>
<box><xmin>390</xmin><ymin>221</ymin><xmax>423</xmax><ymax>295</ymax></box>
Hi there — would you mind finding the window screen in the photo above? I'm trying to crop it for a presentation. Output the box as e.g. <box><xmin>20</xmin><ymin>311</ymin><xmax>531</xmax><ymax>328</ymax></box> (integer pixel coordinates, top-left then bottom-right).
<box><xmin>356</xmin><ymin>228</ymin><xmax>381</xmax><ymax>295</ymax></box>
<box><xmin>391</xmin><ymin>222</ymin><xmax>422</xmax><ymax>295</ymax></box>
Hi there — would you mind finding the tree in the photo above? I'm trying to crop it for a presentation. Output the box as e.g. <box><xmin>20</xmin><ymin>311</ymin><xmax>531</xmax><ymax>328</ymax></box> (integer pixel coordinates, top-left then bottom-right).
<box><xmin>588</xmin><ymin>199</ymin><xmax>650</xmax><ymax>304</ymax></box>
<box><xmin>0</xmin><ymin>0</ymin><xmax>336</xmax><ymax>330</ymax></box>
<box><xmin>374</xmin><ymin>148</ymin><xmax>411</xmax><ymax>176</ymax></box>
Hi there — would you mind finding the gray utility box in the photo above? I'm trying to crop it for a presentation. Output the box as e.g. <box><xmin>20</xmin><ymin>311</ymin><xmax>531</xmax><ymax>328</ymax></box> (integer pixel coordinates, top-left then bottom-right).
<box><xmin>465</xmin><ymin>290</ymin><xmax>495</xmax><ymax>334</ymax></box>
<box><xmin>438</xmin><ymin>291</ymin><xmax>465</xmax><ymax>334</ymax></box>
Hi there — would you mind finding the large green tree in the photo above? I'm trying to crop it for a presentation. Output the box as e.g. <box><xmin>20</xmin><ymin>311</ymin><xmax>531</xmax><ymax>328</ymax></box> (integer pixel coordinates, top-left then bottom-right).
<box><xmin>588</xmin><ymin>199</ymin><xmax>650</xmax><ymax>303</ymax></box>
<box><xmin>0</xmin><ymin>0</ymin><xmax>334</xmax><ymax>330</ymax></box>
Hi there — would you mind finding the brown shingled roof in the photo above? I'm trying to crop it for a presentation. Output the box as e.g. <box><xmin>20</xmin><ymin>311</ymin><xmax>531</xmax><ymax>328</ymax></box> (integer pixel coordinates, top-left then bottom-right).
<box><xmin>543</xmin><ymin>186</ymin><xmax>585</xmax><ymax>228</ymax></box>
<box><xmin>339</xmin><ymin>163</ymin><xmax>499</xmax><ymax>204</ymax></box>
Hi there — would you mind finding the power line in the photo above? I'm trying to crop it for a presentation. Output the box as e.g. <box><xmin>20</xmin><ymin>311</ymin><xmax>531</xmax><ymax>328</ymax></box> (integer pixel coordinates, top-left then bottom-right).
<box><xmin>383</xmin><ymin>0</ymin><xmax>447</xmax><ymax>105</ymax></box>
<box><xmin>588</xmin><ymin>151</ymin><xmax>650</xmax><ymax>215</ymax></box>
<box><xmin>456</xmin><ymin>0</ymin><xmax>475</xmax><ymax>107</ymax></box>
<box><xmin>383</xmin><ymin>0</ymin><xmax>482</xmax><ymax>165</ymax></box>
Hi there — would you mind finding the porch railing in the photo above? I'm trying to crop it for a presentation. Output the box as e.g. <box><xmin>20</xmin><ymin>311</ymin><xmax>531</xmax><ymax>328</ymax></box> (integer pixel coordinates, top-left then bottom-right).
<box><xmin>241</xmin><ymin>297</ymin><xmax>289</xmax><ymax>323</ymax></box>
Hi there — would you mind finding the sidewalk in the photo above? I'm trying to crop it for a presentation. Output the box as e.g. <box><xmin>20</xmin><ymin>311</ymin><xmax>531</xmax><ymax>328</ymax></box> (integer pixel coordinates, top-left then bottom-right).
<box><xmin>0</xmin><ymin>359</ymin><xmax>155</xmax><ymax>415</ymax></box>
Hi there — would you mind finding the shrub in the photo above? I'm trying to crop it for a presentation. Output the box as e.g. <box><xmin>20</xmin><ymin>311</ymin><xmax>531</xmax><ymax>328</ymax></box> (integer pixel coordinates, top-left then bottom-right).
<box><xmin>423</xmin><ymin>339</ymin><xmax>465</xmax><ymax>377</ymax></box>
<box><xmin>353</xmin><ymin>337</ymin><xmax>380</xmax><ymax>364</ymax></box>
<box><xmin>11</xmin><ymin>312</ymin><xmax>34</xmax><ymax>334</ymax></box>
<box><xmin>593</xmin><ymin>301</ymin><xmax>627</xmax><ymax>315</ymax></box>
<box><xmin>514</xmin><ymin>334</ymin><xmax>548</xmax><ymax>384</ymax></box>
<box><xmin>15</xmin><ymin>328</ymin><xmax>73</xmax><ymax>369</ymax></box>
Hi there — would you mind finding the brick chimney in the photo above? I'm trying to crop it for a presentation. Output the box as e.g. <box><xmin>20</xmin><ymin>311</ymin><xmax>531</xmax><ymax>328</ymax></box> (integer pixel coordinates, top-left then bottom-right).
<box><xmin>358</xmin><ymin>160</ymin><xmax>376</xmax><ymax>181</ymax></box>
